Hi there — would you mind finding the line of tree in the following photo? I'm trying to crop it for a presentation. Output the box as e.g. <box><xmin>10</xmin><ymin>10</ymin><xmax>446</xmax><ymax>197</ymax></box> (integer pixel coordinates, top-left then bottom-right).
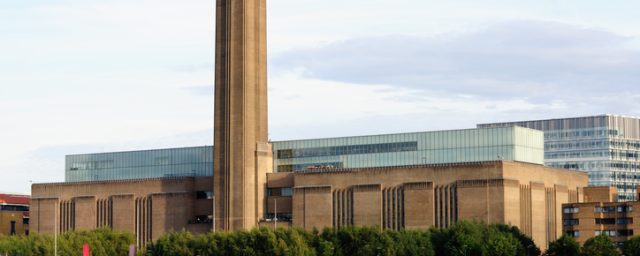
<box><xmin>6</xmin><ymin>223</ymin><xmax>640</xmax><ymax>255</ymax></box>
<box><xmin>545</xmin><ymin>233</ymin><xmax>640</xmax><ymax>256</ymax></box>
<box><xmin>0</xmin><ymin>228</ymin><xmax>133</xmax><ymax>256</ymax></box>
<box><xmin>145</xmin><ymin>221</ymin><xmax>541</xmax><ymax>256</ymax></box>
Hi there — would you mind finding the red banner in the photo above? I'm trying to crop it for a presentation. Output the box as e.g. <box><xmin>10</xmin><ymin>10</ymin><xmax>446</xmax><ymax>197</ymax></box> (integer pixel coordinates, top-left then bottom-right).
<box><xmin>83</xmin><ymin>244</ymin><xmax>90</xmax><ymax>256</ymax></box>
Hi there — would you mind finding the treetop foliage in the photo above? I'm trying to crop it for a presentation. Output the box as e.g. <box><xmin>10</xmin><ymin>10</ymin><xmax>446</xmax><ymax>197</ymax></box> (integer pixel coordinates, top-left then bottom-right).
<box><xmin>5</xmin><ymin>223</ymin><xmax>640</xmax><ymax>256</ymax></box>
<box><xmin>145</xmin><ymin>221</ymin><xmax>536</xmax><ymax>256</ymax></box>
<box><xmin>0</xmin><ymin>228</ymin><xmax>133</xmax><ymax>256</ymax></box>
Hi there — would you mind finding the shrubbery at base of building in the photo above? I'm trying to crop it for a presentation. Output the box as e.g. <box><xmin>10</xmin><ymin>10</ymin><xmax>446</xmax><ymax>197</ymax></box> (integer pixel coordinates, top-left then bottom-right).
<box><xmin>0</xmin><ymin>228</ymin><xmax>134</xmax><ymax>256</ymax></box>
<box><xmin>145</xmin><ymin>221</ymin><xmax>538</xmax><ymax>256</ymax></box>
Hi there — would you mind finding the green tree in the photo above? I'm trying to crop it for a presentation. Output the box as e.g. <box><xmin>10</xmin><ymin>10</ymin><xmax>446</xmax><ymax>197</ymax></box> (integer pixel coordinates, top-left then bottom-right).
<box><xmin>484</xmin><ymin>226</ymin><xmax>520</xmax><ymax>256</ymax></box>
<box><xmin>623</xmin><ymin>236</ymin><xmax>640</xmax><ymax>256</ymax></box>
<box><xmin>580</xmin><ymin>234</ymin><xmax>619</xmax><ymax>256</ymax></box>
<box><xmin>491</xmin><ymin>224</ymin><xmax>540</xmax><ymax>256</ymax></box>
<box><xmin>0</xmin><ymin>229</ymin><xmax>133</xmax><ymax>256</ymax></box>
<box><xmin>329</xmin><ymin>226</ymin><xmax>395</xmax><ymax>256</ymax></box>
<box><xmin>545</xmin><ymin>235</ymin><xmax>580</xmax><ymax>256</ymax></box>
<box><xmin>431</xmin><ymin>221</ymin><xmax>485</xmax><ymax>256</ymax></box>
<box><xmin>389</xmin><ymin>230</ymin><xmax>434</xmax><ymax>256</ymax></box>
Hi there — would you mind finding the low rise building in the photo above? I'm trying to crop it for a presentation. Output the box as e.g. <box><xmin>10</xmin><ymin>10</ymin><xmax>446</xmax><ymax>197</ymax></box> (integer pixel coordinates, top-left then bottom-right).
<box><xmin>0</xmin><ymin>194</ymin><xmax>30</xmax><ymax>236</ymax></box>
<box><xmin>562</xmin><ymin>186</ymin><xmax>640</xmax><ymax>245</ymax></box>
<box><xmin>30</xmin><ymin>177</ymin><xmax>212</xmax><ymax>247</ymax></box>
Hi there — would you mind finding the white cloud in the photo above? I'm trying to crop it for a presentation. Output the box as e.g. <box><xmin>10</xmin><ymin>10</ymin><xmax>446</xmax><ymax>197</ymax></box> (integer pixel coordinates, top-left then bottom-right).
<box><xmin>268</xmin><ymin>71</ymin><xmax>567</xmax><ymax>140</ymax></box>
<box><xmin>2</xmin><ymin>0</ymin><xmax>640</xmax><ymax>194</ymax></box>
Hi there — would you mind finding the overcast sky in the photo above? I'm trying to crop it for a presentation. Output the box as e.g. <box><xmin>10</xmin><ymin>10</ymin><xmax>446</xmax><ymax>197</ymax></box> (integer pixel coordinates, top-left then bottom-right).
<box><xmin>1</xmin><ymin>0</ymin><xmax>639</xmax><ymax>194</ymax></box>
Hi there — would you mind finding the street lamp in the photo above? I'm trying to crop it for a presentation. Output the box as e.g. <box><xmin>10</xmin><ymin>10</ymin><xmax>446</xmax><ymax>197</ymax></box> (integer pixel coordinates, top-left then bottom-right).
<box><xmin>54</xmin><ymin>201</ymin><xmax>57</xmax><ymax>256</ymax></box>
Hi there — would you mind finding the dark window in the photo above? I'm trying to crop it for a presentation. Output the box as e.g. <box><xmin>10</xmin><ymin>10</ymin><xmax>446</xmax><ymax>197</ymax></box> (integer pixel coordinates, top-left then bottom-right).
<box><xmin>595</xmin><ymin>206</ymin><xmax>616</xmax><ymax>213</ymax></box>
<box><xmin>196</xmin><ymin>191</ymin><xmax>213</xmax><ymax>199</ymax></box>
<box><xmin>563</xmin><ymin>219</ymin><xmax>579</xmax><ymax>226</ymax></box>
<box><xmin>189</xmin><ymin>215</ymin><xmax>212</xmax><ymax>224</ymax></box>
<box><xmin>617</xmin><ymin>218</ymin><xmax>633</xmax><ymax>225</ymax></box>
<box><xmin>617</xmin><ymin>206</ymin><xmax>633</xmax><ymax>212</ymax></box>
<box><xmin>596</xmin><ymin>218</ymin><xmax>615</xmax><ymax>225</ymax></box>
<box><xmin>268</xmin><ymin>188</ymin><xmax>293</xmax><ymax>197</ymax></box>
<box><xmin>266</xmin><ymin>213</ymin><xmax>292</xmax><ymax>221</ymax></box>
<box><xmin>619</xmin><ymin>229</ymin><xmax>634</xmax><ymax>237</ymax></box>
<box><xmin>563</xmin><ymin>207</ymin><xmax>579</xmax><ymax>214</ymax></box>
<box><xmin>565</xmin><ymin>230</ymin><xmax>580</xmax><ymax>237</ymax></box>
<box><xmin>22</xmin><ymin>218</ymin><xmax>29</xmax><ymax>225</ymax></box>
<box><xmin>0</xmin><ymin>205</ymin><xmax>29</xmax><ymax>212</ymax></box>
<box><xmin>10</xmin><ymin>221</ymin><xmax>16</xmax><ymax>236</ymax></box>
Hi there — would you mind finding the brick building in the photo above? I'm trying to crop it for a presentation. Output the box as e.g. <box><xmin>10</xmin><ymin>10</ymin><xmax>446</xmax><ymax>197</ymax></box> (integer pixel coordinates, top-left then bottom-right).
<box><xmin>562</xmin><ymin>186</ymin><xmax>640</xmax><ymax>245</ymax></box>
<box><xmin>0</xmin><ymin>194</ymin><xmax>30</xmax><ymax>236</ymax></box>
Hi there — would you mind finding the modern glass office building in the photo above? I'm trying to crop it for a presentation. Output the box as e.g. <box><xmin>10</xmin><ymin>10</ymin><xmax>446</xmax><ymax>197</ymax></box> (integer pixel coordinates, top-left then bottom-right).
<box><xmin>479</xmin><ymin>115</ymin><xmax>640</xmax><ymax>201</ymax></box>
<box><xmin>65</xmin><ymin>126</ymin><xmax>543</xmax><ymax>182</ymax></box>
<box><xmin>65</xmin><ymin>146</ymin><xmax>214</xmax><ymax>182</ymax></box>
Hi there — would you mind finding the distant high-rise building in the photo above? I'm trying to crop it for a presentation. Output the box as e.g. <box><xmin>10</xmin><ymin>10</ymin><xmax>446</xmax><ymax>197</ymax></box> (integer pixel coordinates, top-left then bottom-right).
<box><xmin>480</xmin><ymin>114</ymin><xmax>640</xmax><ymax>201</ymax></box>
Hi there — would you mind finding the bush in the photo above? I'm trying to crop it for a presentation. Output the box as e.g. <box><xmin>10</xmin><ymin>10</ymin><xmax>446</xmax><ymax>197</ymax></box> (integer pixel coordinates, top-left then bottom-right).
<box><xmin>430</xmin><ymin>221</ymin><xmax>533</xmax><ymax>256</ymax></box>
<box><xmin>545</xmin><ymin>235</ymin><xmax>580</xmax><ymax>256</ymax></box>
<box><xmin>4</xmin><ymin>223</ymin><xmax>531</xmax><ymax>255</ymax></box>
<box><xmin>623</xmin><ymin>236</ymin><xmax>640</xmax><ymax>256</ymax></box>
<box><xmin>492</xmin><ymin>224</ymin><xmax>540</xmax><ymax>256</ymax></box>
<box><xmin>146</xmin><ymin>223</ymin><xmax>538</xmax><ymax>255</ymax></box>
<box><xmin>0</xmin><ymin>228</ymin><xmax>134</xmax><ymax>256</ymax></box>
<box><xmin>580</xmin><ymin>234</ymin><xmax>619</xmax><ymax>256</ymax></box>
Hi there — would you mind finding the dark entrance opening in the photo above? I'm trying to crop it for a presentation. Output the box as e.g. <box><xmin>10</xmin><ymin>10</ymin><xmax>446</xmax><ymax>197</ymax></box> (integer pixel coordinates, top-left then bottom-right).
<box><xmin>10</xmin><ymin>220</ymin><xmax>16</xmax><ymax>235</ymax></box>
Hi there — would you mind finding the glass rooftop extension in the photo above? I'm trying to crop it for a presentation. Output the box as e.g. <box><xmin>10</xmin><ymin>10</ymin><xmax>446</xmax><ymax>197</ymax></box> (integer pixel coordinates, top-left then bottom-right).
<box><xmin>65</xmin><ymin>126</ymin><xmax>543</xmax><ymax>182</ymax></box>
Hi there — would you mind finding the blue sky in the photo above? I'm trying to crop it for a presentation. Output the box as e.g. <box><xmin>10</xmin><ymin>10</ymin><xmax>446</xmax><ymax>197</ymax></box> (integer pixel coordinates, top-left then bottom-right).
<box><xmin>1</xmin><ymin>0</ymin><xmax>639</xmax><ymax>194</ymax></box>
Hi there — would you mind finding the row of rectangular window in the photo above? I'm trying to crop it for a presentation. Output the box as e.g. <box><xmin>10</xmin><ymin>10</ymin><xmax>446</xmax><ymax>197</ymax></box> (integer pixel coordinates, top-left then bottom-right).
<box><xmin>563</xmin><ymin>218</ymin><xmax>634</xmax><ymax>226</ymax></box>
<box><xmin>545</xmin><ymin>138</ymin><xmax>640</xmax><ymax>151</ymax></box>
<box><xmin>595</xmin><ymin>206</ymin><xmax>633</xmax><ymax>213</ymax></box>
<box><xmin>563</xmin><ymin>206</ymin><xmax>634</xmax><ymax>214</ymax></box>
<box><xmin>0</xmin><ymin>205</ymin><xmax>29</xmax><ymax>212</ymax></box>
<box><xmin>566</xmin><ymin>230</ymin><xmax>634</xmax><ymax>238</ymax></box>
<box><xmin>595</xmin><ymin>218</ymin><xmax>634</xmax><ymax>225</ymax></box>
<box><xmin>595</xmin><ymin>230</ymin><xmax>634</xmax><ymax>237</ymax></box>
<box><xmin>544</xmin><ymin>129</ymin><xmax>619</xmax><ymax>140</ymax></box>
<box><xmin>276</xmin><ymin>142</ymin><xmax>418</xmax><ymax>159</ymax></box>
<box><xmin>563</xmin><ymin>207</ymin><xmax>580</xmax><ymax>214</ymax></box>
<box><xmin>544</xmin><ymin>140</ymin><xmax>608</xmax><ymax>151</ymax></box>
<box><xmin>545</xmin><ymin>150</ymin><xmax>640</xmax><ymax>160</ymax></box>
<box><xmin>548</xmin><ymin>161</ymin><xmax>640</xmax><ymax>172</ymax></box>
<box><xmin>277</xmin><ymin>162</ymin><xmax>343</xmax><ymax>172</ymax></box>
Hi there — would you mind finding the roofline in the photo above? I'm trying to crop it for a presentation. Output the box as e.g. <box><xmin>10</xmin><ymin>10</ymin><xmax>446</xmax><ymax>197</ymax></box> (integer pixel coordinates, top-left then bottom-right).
<box><xmin>272</xmin><ymin>126</ymin><xmax>538</xmax><ymax>143</ymax></box>
<box><xmin>65</xmin><ymin>145</ymin><xmax>213</xmax><ymax>158</ymax></box>
<box><xmin>293</xmin><ymin>160</ymin><xmax>586</xmax><ymax>176</ymax></box>
<box><xmin>478</xmin><ymin>114</ymin><xmax>640</xmax><ymax>127</ymax></box>
<box><xmin>32</xmin><ymin>176</ymin><xmax>210</xmax><ymax>187</ymax></box>
<box><xmin>63</xmin><ymin>126</ymin><xmax>543</xmax><ymax>157</ymax></box>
